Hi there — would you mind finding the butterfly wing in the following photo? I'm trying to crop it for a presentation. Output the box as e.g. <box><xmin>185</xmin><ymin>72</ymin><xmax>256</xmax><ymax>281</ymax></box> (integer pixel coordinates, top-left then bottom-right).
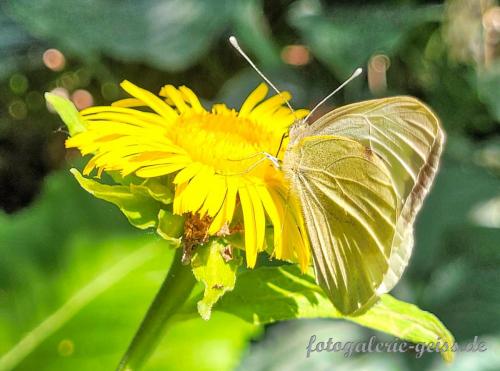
<box><xmin>285</xmin><ymin>135</ymin><xmax>399</xmax><ymax>314</ymax></box>
<box><xmin>307</xmin><ymin>97</ymin><xmax>444</xmax><ymax>294</ymax></box>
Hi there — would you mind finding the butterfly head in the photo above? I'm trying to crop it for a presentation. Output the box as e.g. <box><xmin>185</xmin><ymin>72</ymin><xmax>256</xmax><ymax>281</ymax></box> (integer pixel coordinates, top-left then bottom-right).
<box><xmin>288</xmin><ymin>118</ymin><xmax>309</xmax><ymax>145</ymax></box>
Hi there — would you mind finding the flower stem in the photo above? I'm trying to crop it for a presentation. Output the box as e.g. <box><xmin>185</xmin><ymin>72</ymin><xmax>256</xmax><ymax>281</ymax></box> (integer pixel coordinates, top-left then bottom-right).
<box><xmin>117</xmin><ymin>247</ymin><xmax>196</xmax><ymax>371</ymax></box>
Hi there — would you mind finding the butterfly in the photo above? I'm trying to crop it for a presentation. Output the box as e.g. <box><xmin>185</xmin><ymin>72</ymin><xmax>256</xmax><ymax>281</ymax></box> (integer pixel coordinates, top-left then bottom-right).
<box><xmin>230</xmin><ymin>36</ymin><xmax>445</xmax><ymax>315</ymax></box>
<box><xmin>282</xmin><ymin>96</ymin><xmax>444</xmax><ymax>315</ymax></box>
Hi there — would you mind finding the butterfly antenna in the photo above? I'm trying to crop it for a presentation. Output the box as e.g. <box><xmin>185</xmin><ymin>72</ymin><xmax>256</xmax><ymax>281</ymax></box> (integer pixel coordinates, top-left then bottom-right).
<box><xmin>229</xmin><ymin>36</ymin><xmax>297</xmax><ymax>118</ymax></box>
<box><xmin>304</xmin><ymin>67</ymin><xmax>363</xmax><ymax>123</ymax></box>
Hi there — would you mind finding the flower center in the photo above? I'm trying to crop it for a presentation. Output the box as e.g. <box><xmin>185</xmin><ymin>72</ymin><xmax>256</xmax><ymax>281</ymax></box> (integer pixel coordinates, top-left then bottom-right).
<box><xmin>169</xmin><ymin>110</ymin><xmax>282</xmax><ymax>174</ymax></box>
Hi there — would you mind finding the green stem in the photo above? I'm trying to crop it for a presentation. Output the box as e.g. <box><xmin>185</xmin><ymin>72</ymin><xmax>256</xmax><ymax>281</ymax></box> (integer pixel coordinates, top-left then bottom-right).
<box><xmin>117</xmin><ymin>248</ymin><xmax>196</xmax><ymax>371</ymax></box>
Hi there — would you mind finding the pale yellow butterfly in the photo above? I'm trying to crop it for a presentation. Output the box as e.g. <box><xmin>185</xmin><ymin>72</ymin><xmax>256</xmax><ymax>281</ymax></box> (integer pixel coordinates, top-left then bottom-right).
<box><xmin>230</xmin><ymin>37</ymin><xmax>444</xmax><ymax>315</ymax></box>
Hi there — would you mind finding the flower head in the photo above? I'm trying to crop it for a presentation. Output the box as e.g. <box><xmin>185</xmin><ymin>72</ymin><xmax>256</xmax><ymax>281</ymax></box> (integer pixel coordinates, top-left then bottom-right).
<box><xmin>66</xmin><ymin>81</ymin><xmax>311</xmax><ymax>270</ymax></box>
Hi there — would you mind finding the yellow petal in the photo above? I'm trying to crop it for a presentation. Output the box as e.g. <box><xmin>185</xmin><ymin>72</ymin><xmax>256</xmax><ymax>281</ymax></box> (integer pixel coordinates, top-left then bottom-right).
<box><xmin>181</xmin><ymin>166</ymin><xmax>214</xmax><ymax>213</ymax></box>
<box><xmin>82</xmin><ymin>106</ymin><xmax>169</xmax><ymax>127</ymax></box>
<box><xmin>238</xmin><ymin>185</ymin><xmax>258</xmax><ymax>267</ymax></box>
<box><xmin>122</xmin><ymin>155</ymin><xmax>191</xmax><ymax>176</ymax></box>
<box><xmin>120</xmin><ymin>80</ymin><xmax>178</xmax><ymax>122</ymax></box>
<box><xmin>82</xmin><ymin>155</ymin><xmax>99</xmax><ymax>175</ymax></box>
<box><xmin>135</xmin><ymin>162</ymin><xmax>188</xmax><ymax>177</ymax></box>
<box><xmin>295</xmin><ymin>109</ymin><xmax>309</xmax><ymax>119</ymax></box>
<box><xmin>224</xmin><ymin>177</ymin><xmax>238</xmax><ymax>225</ymax></box>
<box><xmin>212</xmin><ymin>104</ymin><xmax>233</xmax><ymax>115</ymax></box>
<box><xmin>238</xmin><ymin>83</ymin><xmax>268</xmax><ymax>118</ymax></box>
<box><xmin>174</xmin><ymin>162</ymin><xmax>204</xmax><ymax>184</ymax></box>
<box><xmin>111</xmin><ymin>98</ymin><xmax>145</xmax><ymax>108</ymax></box>
<box><xmin>208</xmin><ymin>177</ymin><xmax>237</xmax><ymax>234</ymax></box>
<box><xmin>173</xmin><ymin>182</ymin><xmax>188</xmax><ymax>215</ymax></box>
<box><xmin>250</xmin><ymin>92</ymin><xmax>292</xmax><ymax>118</ymax></box>
<box><xmin>179</xmin><ymin>86</ymin><xmax>205</xmax><ymax>113</ymax></box>
<box><xmin>256</xmin><ymin>185</ymin><xmax>282</xmax><ymax>253</ymax></box>
<box><xmin>248</xmin><ymin>184</ymin><xmax>266</xmax><ymax>253</ymax></box>
<box><xmin>208</xmin><ymin>198</ymin><xmax>227</xmax><ymax>235</ymax></box>
<box><xmin>159</xmin><ymin>85</ymin><xmax>188</xmax><ymax>113</ymax></box>
<box><xmin>200</xmin><ymin>175</ymin><xmax>227</xmax><ymax>217</ymax></box>
<box><xmin>84</xmin><ymin>112</ymin><xmax>163</xmax><ymax>129</ymax></box>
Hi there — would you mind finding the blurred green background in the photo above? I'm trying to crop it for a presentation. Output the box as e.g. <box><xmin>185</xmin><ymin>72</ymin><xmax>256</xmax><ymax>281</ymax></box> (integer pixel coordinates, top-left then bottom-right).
<box><xmin>1</xmin><ymin>0</ymin><xmax>499</xmax><ymax>370</ymax></box>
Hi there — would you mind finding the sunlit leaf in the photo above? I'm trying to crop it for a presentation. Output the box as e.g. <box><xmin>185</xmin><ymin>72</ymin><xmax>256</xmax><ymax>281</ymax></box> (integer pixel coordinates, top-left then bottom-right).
<box><xmin>192</xmin><ymin>241</ymin><xmax>240</xmax><ymax>320</ymax></box>
<box><xmin>214</xmin><ymin>265</ymin><xmax>454</xmax><ymax>361</ymax></box>
<box><xmin>135</xmin><ymin>178</ymin><xmax>173</xmax><ymax>204</ymax></box>
<box><xmin>70</xmin><ymin>169</ymin><xmax>162</xmax><ymax>229</ymax></box>
<box><xmin>45</xmin><ymin>93</ymin><xmax>86</xmax><ymax>135</ymax></box>
<box><xmin>0</xmin><ymin>171</ymin><xmax>258</xmax><ymax>371</ymax></box>
<box><xmin>353</xmin><ymin>295</ymin><xmax>454</xmax><ymax>363</ymax></box>
<box><xmin>156</xmin><ymin>209</ymin><xmax>184</xmax><ymax>247</ymax></box>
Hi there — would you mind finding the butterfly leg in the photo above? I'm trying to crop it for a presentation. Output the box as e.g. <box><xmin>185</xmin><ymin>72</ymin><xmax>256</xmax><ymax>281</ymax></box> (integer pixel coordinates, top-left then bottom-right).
<box><xmin>215</xmin><ymin>153</ymin><xmax>280</xmax><ymax>176</ymax></box>
<box><xmin>226</xmin><ymin>151</ymin><xmax>267</xmax><ymax>162</ymax></box>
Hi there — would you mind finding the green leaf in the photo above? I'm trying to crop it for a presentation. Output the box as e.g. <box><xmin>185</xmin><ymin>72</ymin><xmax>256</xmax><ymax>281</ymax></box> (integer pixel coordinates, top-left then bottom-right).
<box><xmin>192</xmin><ymin>241</ymin><xmax>240</xmax><ymax>320</ymax></box>
<box><xmin>156</xmin><ymin>209</ymin><xmax>184</xmax><ymax>247</ymax></box>
<box><xmin>135</xmin><ymin>178</ymin><xmax>173</xmax><ymax>204</ymax></box>
<box><xmin>419</xmin><ymin>224</ymin><xmax>500</xmax><ymax>341</ymax></box>
<box><xmin>288</xmin><ymin>1</ymin><xmax>441</xmax><ymax>77</ymax></box>
<box><xmin>70</xmin><ymin>169</ymin><xmax>184</xmax><ymax>243</ymax></box>
<box><xmin>408</xmin><ymin>158</ymin><xmax>500</xmax><ymax>278</ymax></box>
<box><xmin>0</xmin><ymin>172</ymin><xmax>136</xmax><ymax>291</ymax></box>
<box><xmin>44</xmin><ymin>93</ymin><xmax>86</xmax><ymax>135</ymax></box>
<box><xmin>0</xmin><ymin>9</ymin><xmax>40</xmax><ymax>80</ymax></box>
<box><xmin>0</xmin><ymin>234</ymin><xmax>257</xmax><ymax>371</ymax></box>
<box><xmin>0</xmin><ymin>171</ymin><xmax>258</xmax><ymax>371</ymax></box>
<box><xmin>0</xmin><ymin>236</ymin><xmax>163</xmax><ymax>371</ymax></box>
<box><xmin>215</xmin><ymin>265</ymin><xmax>454</xmax><ymax>361</ymax></box>
<box><xmin>70</xmin><ymin>169</ymin><xmax>161</xmax><ymax>229</ymax></box>
<box><xmin>351</xmin><ymin>295</ymin><xmax>455</xmax><ymax>363</ymax></box>
<box><xmin>215</xmin><ymin>265</ymin><xmax>330</xmax><ymax>323</ymax></box>
<box><xmin>477</xmin><ymin>65</ymin><xmax>500</xmax><ymax>121</ymax></box>
<box><xmin>7</xmin><ymin>0</ymin><xmax>236</xmax><ymax>71</ymax></box>
<box><xmin>230</xmin><ymin>0</ymin><xmax>281</xmax><ymax>68</ymax></box>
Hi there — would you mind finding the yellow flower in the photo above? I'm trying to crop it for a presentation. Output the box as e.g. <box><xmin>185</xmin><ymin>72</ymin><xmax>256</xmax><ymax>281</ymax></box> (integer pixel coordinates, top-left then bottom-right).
<box><xmin>66</xmin><ymin>81</ymin><xmax>311</xmax><ymax>270</ymax></box>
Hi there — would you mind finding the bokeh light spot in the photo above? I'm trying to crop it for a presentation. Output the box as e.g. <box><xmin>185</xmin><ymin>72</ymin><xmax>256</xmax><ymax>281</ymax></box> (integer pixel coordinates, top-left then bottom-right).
<box><xmin>9</xmin><ymin>100</ymin><xmax>28</xmax><ymax>120</ymax></box>
<box><xmin>9</xmin><ymin>74</ymin><xmax>29</xmax><ymax>95</ymax></box>
<box><xmin>43</xmin><ymin>48</ymin><xmax>66</xmax><ymax>71</ymax></box>
<box><xmin>72</xmin><ymin>89</ymin><xmax>94</xmax><ymax>110</ymax></box>
<box><xmin>101</xmin><ymin>82</ymin><xmax>120</xmax><ymax>101</ymax></box>
<box><xmin>281</xmin><ymin>45</ymin><xmax>310</xmax><ymax>66</ymax></box>
<box><xmin>59</xmin><ymin>72</ymin><xmax>80</xmax><ymax>90</ymax></box>
<box><xmin>75</xmin><ymin>68</ymin><xmax>91</xmax><ymax>87</ymax></box>
<box><xmin>57</xmin><ymin>339</ymin><xmax>74</xmax><ymax>357</ymax></box>
<box><xmin>368</xmin><ymin>54</ymin><xmax>390</xmax><ymax>94</ymax></box>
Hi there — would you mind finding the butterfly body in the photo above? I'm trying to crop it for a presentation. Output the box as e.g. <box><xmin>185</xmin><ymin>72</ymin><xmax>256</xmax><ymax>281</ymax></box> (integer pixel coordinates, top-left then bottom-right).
<box><xmin>282</xmin><ymin>96</ymin><xmax>444</xmax><ymax>315</ymax></box>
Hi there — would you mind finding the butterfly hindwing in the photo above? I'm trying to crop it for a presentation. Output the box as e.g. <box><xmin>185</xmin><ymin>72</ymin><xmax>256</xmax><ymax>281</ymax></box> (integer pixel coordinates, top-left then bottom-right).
<box><xmin>284</xmin><ymin>135</ymin><xmax>399</xmax><ymax>315</ymax></box>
